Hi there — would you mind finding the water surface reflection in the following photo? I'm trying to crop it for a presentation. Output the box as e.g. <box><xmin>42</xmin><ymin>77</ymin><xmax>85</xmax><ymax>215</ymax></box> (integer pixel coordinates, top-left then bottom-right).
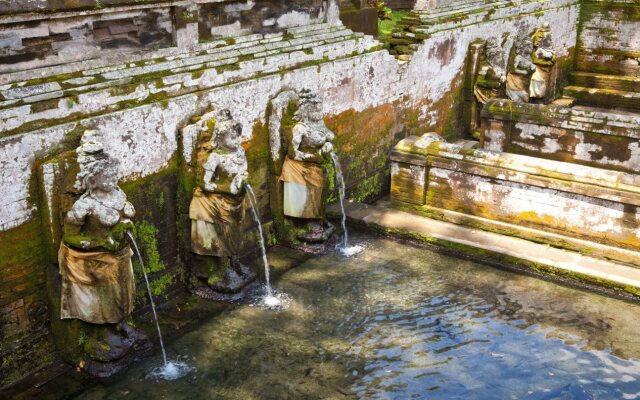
<box><xmin>79</xmin><ymin>234</ymin><xmax>640</xmax><ymax>399</ymax></box>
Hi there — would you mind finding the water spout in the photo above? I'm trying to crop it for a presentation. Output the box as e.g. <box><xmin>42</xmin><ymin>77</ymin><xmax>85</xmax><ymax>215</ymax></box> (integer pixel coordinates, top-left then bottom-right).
<box><xmin>245</xmin><ymin>184</ymin><xmax>284</xmax><ymax>308</ymax></box>
<box><xmin>127</xmin><ymin>231</ymin><xmax>191</xmax><ymax>380</ymax></box>
<box><xmin>330</xmin><ymin>152</ymin><xmax>363</xmax><ymax>256</ymax></box>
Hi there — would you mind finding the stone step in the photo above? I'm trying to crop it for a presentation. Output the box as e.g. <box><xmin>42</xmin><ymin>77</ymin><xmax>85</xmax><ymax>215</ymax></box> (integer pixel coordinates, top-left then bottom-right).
<box><xmin>0</xmin><ymin>27</ymin><xmax>365</xmax><ymax>106</ymax></box>
<box><xmin>330</xmin><ymin>202</ymin><xmax>640</xmax><ymax>295</ymax></box>
<box><xmin>285</xmin><ymin>22</ymin><xmax>334</xmax><ymax>35</ymax></box>
<box><xmin>563</xmin><ymin>85</ymin><xmax>640</xmax><ymax>111</ymax></box>
<box><xmin>0</xmin><ymin>29</ymin><xmax>383</xmax><ymax>135</ymax></box>
<box><xmin>571</xmin><ymin>72</ymin><xmax>640</xmax><ymax>93</ymax></box>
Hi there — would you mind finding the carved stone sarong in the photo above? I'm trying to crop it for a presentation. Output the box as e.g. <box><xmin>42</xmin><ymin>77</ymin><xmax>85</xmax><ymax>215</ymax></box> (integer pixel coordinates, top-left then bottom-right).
<box><xmin>58</xmin><ymin>243</ymin><xmax>135</xmax><ymax>324</ymax></box>
<box><xmin>189</xmin><ymin>188</ymin><xmax>244</xmax><ymax>257</ymax></box>
<box><xmin>279</xmin><ymin>157</ymin><xmax>325</xmax><ymax>219</ymax></box>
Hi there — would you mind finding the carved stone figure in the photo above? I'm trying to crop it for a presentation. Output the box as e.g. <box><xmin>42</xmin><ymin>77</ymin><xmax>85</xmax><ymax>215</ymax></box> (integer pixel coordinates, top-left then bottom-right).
<box><xmin>58</xmin><ymin>130</ymin><xmax>148</xmax><ymax>376</ymax></box>
<box><xmin>474</xmin><ymin>37</ymin><xmax>507</xmax><ymax>104</ymax></box>
<box><xmin>61</xmin><ymin>133</ymin><xmax>136</xmax><ymax>323</ymax></box>
<box><xmin>282</xmin><ymin>89</ymin><xmax>335</xmax><ymax>218</ymax></box>
<box><xmin>506</xmin><ymin>31</ymin><xmax>537</xmax><ymax>103</ymax></box>
<box><xmin>189</xmin><ymin>109</ymin><xmax>256</xmax><ymax>297</ymax></box>
<box><xmin>268</xmin><ymin>88</ymin><xmax>336</xmax><ymax>251</ymax></box>
<box><xmin>529</xmin><ymin>23</ymin><xmax>556</xmax><ymax>103</ymax></box>
<box><xmin>472</xmin><ymin>37</ymin><xmax>507</xmax><ymax>135</ymax></box>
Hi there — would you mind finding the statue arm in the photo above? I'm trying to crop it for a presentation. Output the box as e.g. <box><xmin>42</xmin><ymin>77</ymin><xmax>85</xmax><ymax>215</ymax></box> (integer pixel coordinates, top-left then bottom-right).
<box><xmin>203</xmin><ymin>154</ymin><xmax>219</xmax><ymax>192</ymax></box>
<box><xmin>63</xmin><ymin>203</ymin><xmax>96</xmax><ymax>250</ymax></box>
<box><xmin>513</xmin><ymin>55</ymin><xmax>534</xmax><ymax>75</ymax></box>
<box><xmin>291</xmin><ymin>124</ymin><xmax>315</xmax><ymax>161</ymax></box>
<box><xmin>230</xmin><ymin>166</ymin><xmax>248</xmax><ymax>195</ymax></box>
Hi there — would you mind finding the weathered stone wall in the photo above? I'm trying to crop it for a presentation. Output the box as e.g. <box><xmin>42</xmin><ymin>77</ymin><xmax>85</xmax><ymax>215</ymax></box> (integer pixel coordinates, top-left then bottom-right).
<box><xmin>0</xmin><ymin>6</ymin><xmax>176</xmax><ymax>73</ymax></box>
<box><xmin>0</xmin><ymin>0</ymin><xmax>579</xmax><ymax>387</ymax></box>
<box><xmin>199</xmin><ymin>0</ymin><xmax>326</xmax><ymax>39</ymax></box>
<box><xmin>481</xmin><ymin>100</ymin><xmax>640</xmax><ymax>174</ymax></box>
<box><xmin>576</xmin><ymin>0</ymin><xmax>640</xmax><ymax>76</ymax></box>
<box><xmin>391</xmin><ymin>134</ymin><xmax>640</xmax><ymax>256</ymax></box>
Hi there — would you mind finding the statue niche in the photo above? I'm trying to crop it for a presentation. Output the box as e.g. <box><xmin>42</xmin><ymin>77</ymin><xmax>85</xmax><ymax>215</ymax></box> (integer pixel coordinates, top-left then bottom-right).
<box><xmin>506</xmin><ymin>31</ymin><xmax>537</xmax><ymax>103</ymax></box>
<box><xmin>529</xmin><ymin>23</ymin><xmax>556</xmax><ymax>103</ymax></box>
<box><xmin>469</xmin><ymin>37</ymin><xmax>507</xmax><ymax>137</ymax></box>
<box><xmin>268</xmin><ymin>89</ymin><xmax>336</xmax><ymax>252</ymax></box>
<box><xmin>188</xmin><ymin>109</ymin><xmax>256</xmax><ymax>299</ymax></box>
<box><xmin>54</xmin><ymin>130</ymin><xmax>149</xmax><ymax>377</ymax></box>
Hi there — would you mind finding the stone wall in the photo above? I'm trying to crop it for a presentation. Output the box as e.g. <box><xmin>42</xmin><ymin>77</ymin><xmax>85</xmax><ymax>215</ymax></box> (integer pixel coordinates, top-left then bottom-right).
<box><xmin>576</xmin><ymin>0</ymin><xmax>640</xmax><ymax>76</ymax></box>
<box><xmin>0</xmin><ymin>0</ymin><xmax>579</xmax><ymax>387</ymax></box>
<box><xmin>391</xmin><ymin>134</ymin><xmax>640</xmax><ymax>261</ymax></box>
<box><xmin>481</xmin><ymin>100</ymin><xmax>640</xmax><ymax>174</ymax></box>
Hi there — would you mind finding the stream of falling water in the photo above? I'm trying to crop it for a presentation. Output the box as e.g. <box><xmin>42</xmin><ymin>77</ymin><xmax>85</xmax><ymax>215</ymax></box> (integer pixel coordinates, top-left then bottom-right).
<box><xmin>245</xmin><ymin>184</ymin><xmax>286</xmax><ymax>308</ymax></box>
<box><xmin>330</xmin><ymin>152</ymin><xmax>363</xmax><ymax>256</ymax></box>
<box><xmin>127</xmin><ymin>231</ymin><xmax>192</xmax><ymax>380</ymax></box>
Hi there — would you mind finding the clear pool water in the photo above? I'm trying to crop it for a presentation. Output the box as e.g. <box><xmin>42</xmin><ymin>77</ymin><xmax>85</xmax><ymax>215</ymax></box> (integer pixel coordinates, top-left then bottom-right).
<box><xmin>77</xmin><ymin>234</ymin><xmax>640</xmax><ymax>399</ymax></box>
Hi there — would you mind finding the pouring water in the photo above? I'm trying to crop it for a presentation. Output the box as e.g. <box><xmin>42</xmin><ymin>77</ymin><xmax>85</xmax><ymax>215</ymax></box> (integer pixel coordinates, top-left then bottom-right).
<box><xmin>127</xmin><ymin>231</ymin><xmax>192</xmax><ymax>380</ymax></box>
<box><xmin>245</xmin><ymin>184</ymin><xmax>286</xmax><ymax>308</ymax></box>
<box><xmin>329</xmin><ymin>152</ymin><xmax>363</xmax><ymax>256</ymax></box>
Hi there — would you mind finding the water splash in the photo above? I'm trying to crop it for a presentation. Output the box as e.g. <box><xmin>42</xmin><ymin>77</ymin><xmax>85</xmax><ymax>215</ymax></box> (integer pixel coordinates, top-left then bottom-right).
<box><xmin>245</xmin><ymin>184</ymin><xmax>282</xmax><ymax>307</ymax></box>
<box><xmin>250</xmin><ymin>286</ymin><xmax>291</xmax><ymax>310</ymax></box>
<box><xmin>127</xmin><ymin>231</ymin><xmax>191</xmax><ymax>380</ymax></box>
<box><xmin>146</xmin><ymin>357</ymin><xmax>194</xmax><ymax>381</ymax></box>
<box><xmin>330</xmin><ymin>152</ymin><xmax>363</xmax><ymax>257</ymax></box>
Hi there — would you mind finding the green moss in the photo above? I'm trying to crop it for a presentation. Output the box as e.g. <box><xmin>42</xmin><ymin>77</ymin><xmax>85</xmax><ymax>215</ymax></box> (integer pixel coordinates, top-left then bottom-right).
<box><xmin>379</xmin><ymin>10</ymin><xmax>409</xmax><ymax>38</ymax></box>
<box><xmin>132</xmin><ymin>221</ymin><xmax>165</xmax><ymax>275</ymax></box>
<box><xmin>151</xmin><ymin>272</ymin><xmax>177</xmax><ymax>297</ymax></box>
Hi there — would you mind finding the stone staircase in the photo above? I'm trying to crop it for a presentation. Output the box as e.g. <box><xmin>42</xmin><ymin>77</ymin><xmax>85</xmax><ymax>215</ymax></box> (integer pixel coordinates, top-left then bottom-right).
<box><xmin>0</xmin><ymin>23</ymin><xmax>382</xmax><ymax>136</ymax></box>
<box><xmin>386</xmin><ymin>0</ymin><xmax>576</xmax><ymax>59</ymax></box>
<box><xmin>564</xmin><ymin>72</ymin><xmax>640</xmax><ymax>111</ymax></box>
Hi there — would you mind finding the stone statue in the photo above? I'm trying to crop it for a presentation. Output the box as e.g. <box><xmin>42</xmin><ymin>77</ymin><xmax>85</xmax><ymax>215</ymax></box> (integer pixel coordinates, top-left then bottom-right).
<box><xmin>278</xmin><ymin>89</ymin><xmax>336</xmax><ymax>247</ymax></box>
<box><xmin>61</xmin><ymin>132</ymin><xmax>136</xmax><ymax>323</ymax></box>
<box><xmin>58</xmin><ymin>130</ymin><xmax>148</xmax><ymax>376</ymax></box>
<box><xmin>529</xmin><ymin>23</ymin><xmax>556</xmax><ymax>103</ymax></box>
<box><xmin>506</xmin><ymin>31</ymin><xmax>537</xmax><ymax>103</ymax></box>
<box><xmin>472</xmin><ymin>37</ymin><xmax>507</xmax><ymax>135</ymax></box>
<box><xmin>189</xmin><ymin>109</ymin><xmax>255</xmax><ymax>297</ymax></box>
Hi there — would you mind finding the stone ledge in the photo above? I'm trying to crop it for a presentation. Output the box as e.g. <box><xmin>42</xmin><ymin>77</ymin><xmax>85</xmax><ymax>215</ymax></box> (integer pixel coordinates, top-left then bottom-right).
<box><xmin>0</xmin><ymin>26</ymin><xmax>382</xmax><ymax>137</ymax></box>
<box><xmin>333</xmin><ymin>201</ymin><xmax>640</xmax><ymax>298</ymax></box>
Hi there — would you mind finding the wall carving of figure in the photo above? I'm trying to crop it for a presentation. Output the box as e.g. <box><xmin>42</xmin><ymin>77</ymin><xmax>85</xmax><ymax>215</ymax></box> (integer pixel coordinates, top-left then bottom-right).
<box><xmin>56</xmin><ymin>130</ymin><xmax>149</xmax><ymax>377</ymax></box>
<box><xmin>506</xmin><ymin>31</ymin><xmax>537</xmax><ymax>103</ymax></box>
<box><xmin>470</xmin><ymin>37</ymin><xmax>507</xmax><ymax>136</ymax></box>
<box><xmin>529</xmin><ymin>23</ymin><xmax>556</xmax><ymax>103</ymax></box>
<box><xmin>188</xmin><ymin>109</ymin><xmax>256</xmax><ymax>298</ymax></box>
<box><xmin>268</xmin><ymin>89</ymin><xmax>336</xmax><ymax>252</ymax></box>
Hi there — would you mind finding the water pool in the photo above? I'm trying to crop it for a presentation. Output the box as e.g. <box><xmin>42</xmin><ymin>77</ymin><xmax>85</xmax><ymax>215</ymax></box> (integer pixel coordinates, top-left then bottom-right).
<box><xmin>77</xmin><ymin>234</ymin><xmax>640</xmax><ymax>399</ymax></box>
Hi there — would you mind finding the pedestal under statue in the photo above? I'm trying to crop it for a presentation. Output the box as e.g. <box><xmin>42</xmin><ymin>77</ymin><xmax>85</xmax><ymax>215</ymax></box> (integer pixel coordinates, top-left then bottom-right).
<box><xmin>189</xmin><ymin>109</ymin><xmax>256</xmax><ymax>298</ymax></box>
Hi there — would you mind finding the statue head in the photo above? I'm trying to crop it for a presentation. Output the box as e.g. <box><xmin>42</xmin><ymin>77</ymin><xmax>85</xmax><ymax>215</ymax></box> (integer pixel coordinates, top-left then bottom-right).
<box><xmin>215</xmin><ymin>109</ymin><xmax>243</xmax><ymax>151</ymax></box>
<box><xmin>539</xmin><ymin>31</ymin><xmax>553</xmax><ymax>49</ymax></box>
<box><xmin>295</xmin><ymin>89</ymin><xmax>323</xmax><ymax>122</ymax></box>
<box><xmin>484</xmin><ymin>37</ymin><xmax>504</xmax><ymax>66</ymax></box>
<box><xmin>514</xmin><ymin>32</ymin><xmax>533</xmax><ymax>56</ymax></box>
<box><xmin>76</xmin><ymin>131</ymin><xmax>120</xmax><ymax>195</ymax></box>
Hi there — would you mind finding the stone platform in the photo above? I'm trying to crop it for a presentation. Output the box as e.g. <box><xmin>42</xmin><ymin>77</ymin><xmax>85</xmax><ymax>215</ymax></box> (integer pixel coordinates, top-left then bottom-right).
<box><xmin>331</xmin><ymin>201</ymin><xmax>640</xmax><ymax>298</ymax></box>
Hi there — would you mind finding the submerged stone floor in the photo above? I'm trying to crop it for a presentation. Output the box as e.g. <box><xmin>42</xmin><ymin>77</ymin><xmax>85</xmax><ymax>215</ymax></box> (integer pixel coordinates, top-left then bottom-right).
<box><xmin>330</xmin><ymin>201</ymin><xmax>640</xmax><ymax>300</ymax></box>
<box><xmin>9</xmin><ymin>232</ymin><xmax>640</xmax><ymax>399</ymax></box>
